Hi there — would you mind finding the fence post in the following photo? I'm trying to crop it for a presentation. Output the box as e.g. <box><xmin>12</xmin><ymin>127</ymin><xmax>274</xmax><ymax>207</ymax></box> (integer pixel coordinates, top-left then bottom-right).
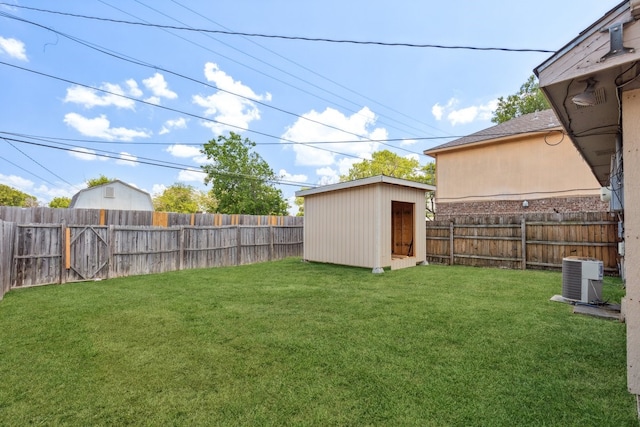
<box><xmin>179</xmin><ymin>226</ymin><xmax>185</xmax><ymax>271</ymax></box>
<box><xmin>60</xmin><ymin>223</ymin><xmax>67</xmax><ymax>284</ymax></box>
<box><xmin>521</xmin><ymin>217</ymin><xmax>527</xmax><ymax>270</ymax></box>
<box><xmin>107</xmin><ymin>225</ymin><xmax>115</xmax><ymax>279</ymax></box>
<box><xmin>236</xmin><ymin>226</ymin><xmax>242</xmax><ymax>266</ymax></box>
<box><xmin>269</xmin><ymin>226</ymin><xmax>274</xmax><ymax>261</ymax></box>
<box><xmin>449</xmin><ymin>221</ymin><xmax>454</xmax><ymax>266</ymax></box>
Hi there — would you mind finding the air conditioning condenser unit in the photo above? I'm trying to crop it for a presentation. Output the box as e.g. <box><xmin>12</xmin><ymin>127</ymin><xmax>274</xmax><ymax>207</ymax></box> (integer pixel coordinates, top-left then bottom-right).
<box><xmin>561</xmin><ymin>257</ymin><xmax>603</xmax><ymax>303</ymax></box>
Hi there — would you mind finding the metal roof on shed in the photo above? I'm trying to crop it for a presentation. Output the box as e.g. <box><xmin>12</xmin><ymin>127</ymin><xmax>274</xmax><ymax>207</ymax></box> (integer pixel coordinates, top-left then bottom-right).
<box><xmin>295</xmin><ymin>175</ymin><xmax>435</xmax><ymax>197</ymax></box>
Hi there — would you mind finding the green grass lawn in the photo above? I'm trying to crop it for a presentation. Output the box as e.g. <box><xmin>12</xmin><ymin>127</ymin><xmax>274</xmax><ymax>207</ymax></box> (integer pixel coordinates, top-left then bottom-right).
<box><xmin>0</xmin><ymin>258</ymin><xmax>636</xmax><ymax>426</ymax></box>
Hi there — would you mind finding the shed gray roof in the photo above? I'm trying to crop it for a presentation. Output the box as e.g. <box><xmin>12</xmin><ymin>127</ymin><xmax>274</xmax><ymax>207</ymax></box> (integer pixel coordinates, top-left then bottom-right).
<box><xmin>424</xmin><ymin>109</ymin><xmax>561</xmax><ymax>155</ymax></box>
<box><xmin>70</xmin><ymin>179</ymin><xmax>152</xmax><ymax>207</ymax></box>
<box><xmin>295</xmin><ymin>175</ymin><xmax>435</xmax><ymax>197</ymax></box>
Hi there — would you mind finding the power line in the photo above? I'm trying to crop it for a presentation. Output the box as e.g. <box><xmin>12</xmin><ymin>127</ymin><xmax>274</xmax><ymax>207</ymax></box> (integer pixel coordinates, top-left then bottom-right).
<box><xmin>0</xmin><ymin>11</ymin><xmax>428</xmax><ymax>157</ymax></box>
<box><xmin>0</xmin><ymin>149</ymin><xmax>57</xmax><ymax>187</ymax></box>
<box><xmin>89</xmin><ymin>1</ymin><xmax>435</xmax><ymax>139</ymax></box>
<box><xmin>166</xmin><ymin>0</ymin><xmax>447</xmax><ymax>137</ymax></box>
<box><xmin>0</xmin><ymin>60</ymin><xmax>378</xmax><ymax>162</ymax></box>
<box><xmin>3</xmin><ymin>135</ymin><xmax>318</xmax><ymax>189</ymax></box>
<box><xmin>3</xmin><ymin>138</ymin><xmax>79</xmax><ymax>189</ymax></box>
<box><xmin>2</xmin><ymin>3</ymin><xmax>555</xmax><ymax>53</ymax></box>
<box><xmin>0</xmin><ymin>129</ymin><xmax>568</xmax><ymax>147</ymax></box>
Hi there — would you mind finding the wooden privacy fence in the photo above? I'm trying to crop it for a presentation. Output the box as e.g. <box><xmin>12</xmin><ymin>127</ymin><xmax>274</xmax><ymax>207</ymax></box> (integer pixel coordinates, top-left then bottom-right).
<box><xmin>0</xmin><ymin>206</ymin><xmax>303</xmax><ymax>227</ymax></box>
<box><xmin>4</xmin><ymin>223</ymin><xmax>303</xmax><ymax>290</ymax></box>
<box><xmin>426</xmin><ymin>212</ymin><xmax>619</xmax><ymax>273</ymax></box>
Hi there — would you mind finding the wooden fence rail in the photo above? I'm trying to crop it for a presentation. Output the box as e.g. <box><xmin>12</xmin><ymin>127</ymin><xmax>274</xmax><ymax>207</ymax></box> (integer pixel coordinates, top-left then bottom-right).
<box><xmin>0</xmin><ymin>206</ymin><xmax>303</xmax><ymax>227</ymax></box>
<box><xmin>426</xmin><ymin>212</ymin><xmax>620</xmax><ymax>273</ymax></box>
<box><xmin>6</xmin><ymin>223</ymin><xmax>303</xmax><ymax>290</ymax></box>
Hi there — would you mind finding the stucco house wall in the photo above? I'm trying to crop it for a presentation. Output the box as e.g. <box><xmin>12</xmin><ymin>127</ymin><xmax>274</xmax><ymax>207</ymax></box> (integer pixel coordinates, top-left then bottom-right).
<box><xmin>296</xmin><ymin>175</ymin><xmax>434</xmax><ymax>272</ymax></box>
<box><xmin>70</xmin><ymin>180</ymin><xmax>154</xmax><ymax>211</ymax></box>
<box><xmin>424</xmin><ymin>110</ymin><xmax>607</xmax><ymax>219</ymax></box>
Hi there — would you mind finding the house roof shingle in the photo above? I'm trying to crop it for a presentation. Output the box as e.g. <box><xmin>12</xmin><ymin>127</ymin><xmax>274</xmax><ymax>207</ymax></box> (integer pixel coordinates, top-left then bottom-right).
<box><xmin>423</xmin><ymin>109</ymin><xmax>561</xmax><ymax>155</ymax></box>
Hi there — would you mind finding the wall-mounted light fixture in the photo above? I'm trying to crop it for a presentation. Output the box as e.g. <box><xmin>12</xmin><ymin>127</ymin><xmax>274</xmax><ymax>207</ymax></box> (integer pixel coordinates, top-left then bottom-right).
<box><xmin>572</xmin><ymin>78</ymin><xmax>598</xmax><ymax>106</ymax></box>
<box><xmin>522</xmin><ymin>200</ymin><xmax>529</xmax><ymax>208</ymax></box>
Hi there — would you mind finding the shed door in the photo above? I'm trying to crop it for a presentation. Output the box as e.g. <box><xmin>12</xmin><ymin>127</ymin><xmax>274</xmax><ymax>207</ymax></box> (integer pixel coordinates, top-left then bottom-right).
<box><xmin>392</xmin><ymin>201</ymin><xmax>414</xmax><ymax>257</ymax></box>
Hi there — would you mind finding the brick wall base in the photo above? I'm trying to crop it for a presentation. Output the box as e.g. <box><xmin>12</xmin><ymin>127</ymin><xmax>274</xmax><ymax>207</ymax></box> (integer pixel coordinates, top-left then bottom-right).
<box><xmin>435</xmin><ymin>196</ymin><xmax>609</xmax><ymax>220</ymax></box>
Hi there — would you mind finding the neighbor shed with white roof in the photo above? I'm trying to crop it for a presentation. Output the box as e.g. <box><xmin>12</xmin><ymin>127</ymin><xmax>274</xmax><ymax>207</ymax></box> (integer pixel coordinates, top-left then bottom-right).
<box><xmin>296</xmin><ymin>175</ymin><xmax>435</xmax><ymax>273</ymax></box>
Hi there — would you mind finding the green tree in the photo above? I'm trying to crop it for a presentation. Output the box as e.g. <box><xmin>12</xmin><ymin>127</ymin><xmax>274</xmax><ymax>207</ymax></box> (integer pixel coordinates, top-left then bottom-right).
<box><xmin>0</xmin><ymin>184</ymin><xmax>38</xmax><ymax>207</ymax></box>
<box><xmin>340</xmin><ymin>150</ymin><xmax>434</xmax><ymax>184</ymax></box>
<box><xmin>340</xmin><ymin>150</ymin><xmax>436</xmax><ymax>216</ymax></box>
<box><xmin>153</xmin><ymin>183</ymin><xmax>216</xmax><ymax>213</ymax></box>
<box><xmin>491</xmin><ymin>75</ymin><xmax>550</xmax><ymax>124</ymax></box>
<box><xmin>86</xmin><ymin>175</ymin><xmax>114</xmax><ymax>188</ymax></box>
<box><xmin>49</xmin><ymin>197</ymin><xmax>71</xmax><ymax>208</ymax></box>
<box><xmin>201</xmin><ymin>132</ymin><xmax>288</xmax><ymax>215</ymax></box>
<box><xmin>294</xmin><ymin>187</ymin><xmax>311</xmax><ymax>217</ymax></box>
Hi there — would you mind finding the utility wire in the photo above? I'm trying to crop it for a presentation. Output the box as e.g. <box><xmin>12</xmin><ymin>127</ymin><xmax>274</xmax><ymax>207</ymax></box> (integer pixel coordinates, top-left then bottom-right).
<box><xmin>3</xmin><ymin>138</ymin><xmax>79</xmax><ymax>189</ymax></box>
<box><xmin>93</xmin><ymin>1</ymin><xmax>429</xmax><ymax>139</ymax></box>
<box><xmin>0</xmin><ymin>11</ymin><xmax>425</xmax><ymax>157</ymax></box>
<box><xmin>166</xmin><ymin>0</ymin><xmax>447</xmax><ymax>137</ymax></box>
<box><xmin>3</xmin><ymin>3</ymin><xmax>555</xmax><ymax>53</ymax></box>
<box><xmin>0</xmin><ymin>149</ymin><xmax>57</xmax><ymax>187</ymax></box>
<box><xmin>0</xmin><ymin>60</ymin><xmax>373</xmax><ymax>162</ymax></box>
<box><xmin>2</xmin><ymin>135</ymin><xmax>318</xmax><ymax>188</ymax></box>
<box><xmin>0</xmin><ymin>129</ymin><xmax>568</xmax><ymax>147</ymax></box>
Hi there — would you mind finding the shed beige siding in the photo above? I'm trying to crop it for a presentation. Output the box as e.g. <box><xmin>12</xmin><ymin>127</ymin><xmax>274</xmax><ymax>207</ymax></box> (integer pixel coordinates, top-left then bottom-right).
<box><xmin>303</xmin><ymin>182</ymin><xmax>426</xmax><ymax>270</ymax></box>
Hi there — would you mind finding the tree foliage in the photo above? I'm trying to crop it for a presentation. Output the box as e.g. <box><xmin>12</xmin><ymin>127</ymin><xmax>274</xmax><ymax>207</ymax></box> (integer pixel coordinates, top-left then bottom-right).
<box><xmin>86</xmin><ymin>175</ymin><xmax>114</xmax><ymax>188</ymax></box>
<box><xmin>491</xmin><ymin>75</ymin><xmax>550</xmax><ymax>124</ymax></box>
<box><xmin>339</xmin><ymin>150</ymin><xmax>436</xmax><ymax>216</ymax></box>
<box><xmin>0</xmin><ymin>184</ymin><xmax>38</xmax><ymax>207</ymax></box>
<box><xmin>153</xmin><ymin>183</ymin><xmax>216</xmax><ymax>213</ymax></box>
<box><xmin>201</xmin><ymin>132</ymin><xmax>288</xmax><ymax>215</ymax></box>
<box><xmin>340</xmin><ymin>150</ymin><xmax>435</xmax><ymax>185</ymax></box>
<box><xmin>49</xmin><ymin>197</ymin><xmax>71</xmax><ymax>208</ymax></box>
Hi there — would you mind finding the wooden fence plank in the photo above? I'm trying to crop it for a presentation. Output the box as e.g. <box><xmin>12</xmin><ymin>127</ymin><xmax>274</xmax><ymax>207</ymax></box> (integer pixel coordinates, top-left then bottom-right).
<box><xmin>426</xmin><ymin>213</ymin><xmax>619</xmax><ymax>273</ymax></box>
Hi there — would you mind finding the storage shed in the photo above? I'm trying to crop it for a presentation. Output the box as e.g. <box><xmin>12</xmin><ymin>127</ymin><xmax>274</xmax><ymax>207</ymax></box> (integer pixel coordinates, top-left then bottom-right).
<box><xmin>69</xmin><ymin>180</ymin><xmax>154</xmax><ymax>211</ymax></box>
<box><xmin>296</xmin><ymin>175</ymin><xmax>435</xmax><ymax>273</ymax></box>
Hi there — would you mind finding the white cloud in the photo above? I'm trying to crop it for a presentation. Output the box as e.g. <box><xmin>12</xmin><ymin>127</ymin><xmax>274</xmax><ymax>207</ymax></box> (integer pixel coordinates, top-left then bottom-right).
<box><xmin>193</xmin><ymin>62</ymin><xmax>270</xmax><ymax>135</ymax></box>
<box><xmin>151</xmin><ymin>184</ymin><xmax>167</xmax><ymax>196</ymax></box>
<box><xmin>0</xmin><ymin>173</ymin><xmax>33</xmax><ymax>190</ymax></box>
<box><xmin>177</xmin><ymin>169</ymin><xmax>206</xmax><ymax>183</ymax></box>
<box><xmin>315</xmin><ymin>167</ymin><xmax>339</xmax><ymax>186</ymax></box>
<box><xmin>70</xmin><ymin>147</ymin><xmax>98</xmax><ymax>161</ymax></box>
<box><xmin>287</xmin><ymin>195</ymin><xmax>298</xmax><ymax>216</ymax></box>
<box><xmin>278</xmin><ymin>169</ymin><xmax>307</xmax><ymax>184</ymax></box>
<box><xmin>142</xmin><ymin>73</ymin><xmax>177</xmax><ymax>102</ymax></box>
<box><xmin>126</xmin><ymin>79</ymin><xmax>143</xmax><ymax>97</ymax></box>
<box><xmin>63</xmin><ymin>113</ymin><xmax>151</xmax><ymax>141</ymax></box>
<box><xmin>116</xmin><ymin>152</ymin><xmax>137</xmax><ymax>166</ymax></box>
<box><xmin>0</xmin><ymin>174</ymin><xmax>80</xmax><ymax>204</ymax></box>
<box><xmin>431</xmin><ymin>104</ymin><xmax>444</xmax><ymax>121</ymax></box>
<box><xmin>281</xmin><ymin>107</ymin><xmax>386</xmax><ymax>168</ymax></box>
<box><xmin>431</xmin><ymin>97</ymin><xmax>498</xmax><ymax>126</ymax></box>
<box><xmin>166</xmin><ymin>144</ymin><xmax>201</xmax><ymax>158</ymax></box>
<box><xmin>64</xmin><ymin>83</ymin><xmax>135</xmax><ymax>109</ymax></box>
<box><xmin>165</xmin><ymin>144</ymin><xmax>208</xmax><ymax>164</ymax></box>
<box><xmin>159</xmin><ymin>117</ymin><xmax>188</xmax><ymax>135</ymax></box>
<box><xmin>144</xmin><ymin>96</ymin><xmax>161</xmax><ymax>105</ymax></box>
<box><xmin>0</xmin><ymin>36</ymin><xmax>27</xmax><ymax>61</ymax></box>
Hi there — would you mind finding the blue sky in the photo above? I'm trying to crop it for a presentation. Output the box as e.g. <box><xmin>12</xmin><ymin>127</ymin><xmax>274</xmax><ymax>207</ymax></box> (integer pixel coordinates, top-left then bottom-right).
<box><xmin>0</xmin><ymin>0</ymin><xmax>618</xmax><ymax>214</ymax></box>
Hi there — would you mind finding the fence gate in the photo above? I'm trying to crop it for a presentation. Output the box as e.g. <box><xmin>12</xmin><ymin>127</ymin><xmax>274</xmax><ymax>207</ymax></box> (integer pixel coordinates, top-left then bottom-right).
<box><xmin>67</xmin><ymin>226</ymin><xmax>109</xmax><ymax>282</ymax></box>
<box><xmin>12</xmin><ymin>224</ymin><xmax>63</xmax><ymax>288</ymax></box>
